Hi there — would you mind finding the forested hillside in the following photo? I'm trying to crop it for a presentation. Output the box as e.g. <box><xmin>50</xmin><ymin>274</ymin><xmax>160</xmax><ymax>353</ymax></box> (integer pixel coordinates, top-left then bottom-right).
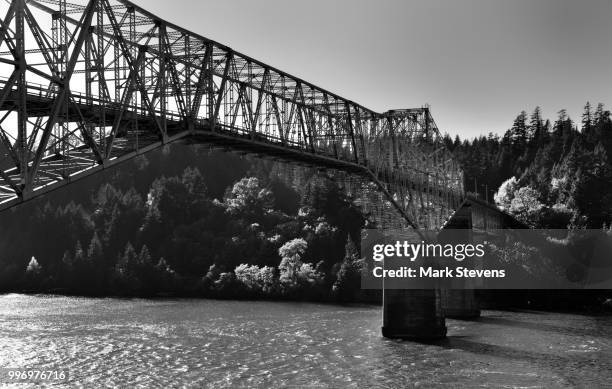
<box><xmin>446</xmin><ymin>102</ymin><xmax>612</xmax><ymax>228</ymax></box>
<box><xmin>0</xmin><ymin>146</ymin><xmax>366</xmax><ymax>301</ymax></box>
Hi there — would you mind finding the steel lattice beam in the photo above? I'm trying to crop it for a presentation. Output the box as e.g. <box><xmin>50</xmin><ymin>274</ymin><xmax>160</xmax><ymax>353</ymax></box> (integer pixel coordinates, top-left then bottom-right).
<box><xmin>0</xmin><ymin>0</ymin><xmax>464</xmax><ymax>229</ymax></box>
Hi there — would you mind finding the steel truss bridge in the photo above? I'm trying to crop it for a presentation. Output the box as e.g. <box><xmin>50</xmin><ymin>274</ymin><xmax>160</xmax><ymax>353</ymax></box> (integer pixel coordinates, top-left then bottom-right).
<box><xmin>0</xmin><ymin>0</ymin><xmax>465</xmax><ymax>229</ymax></box>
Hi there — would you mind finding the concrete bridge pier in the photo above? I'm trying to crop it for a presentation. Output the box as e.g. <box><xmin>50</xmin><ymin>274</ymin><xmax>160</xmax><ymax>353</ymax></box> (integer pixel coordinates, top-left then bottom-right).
<box><xmin>438</xmin><ymin>203</ymin><xmax>481</xmax><ymax>319</ymax></box>
<box><xmin>382</xmin><ymin>289</ymin><xmax>447</xmax><ymax>340</ymax></box>
<box><xmin>442</xmin><ymin>289</ymin><xmax>481</xmax><ymax>319</ymax></box>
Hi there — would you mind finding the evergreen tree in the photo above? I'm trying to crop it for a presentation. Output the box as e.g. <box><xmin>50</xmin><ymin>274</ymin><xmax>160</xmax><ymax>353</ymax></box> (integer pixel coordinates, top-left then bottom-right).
<box><xmin>332</xmin><ymin>237</ymin><xmax>363</xmax><ymax>301</ymax></box>
<box><xmin>529</xmin><ymin>106</ymin><xmax>548</xmax><ymax>146</ymax></box>
<box><xmin>595</xmin><ymin>103</ymin><xmax>605</xmax><ymax>126</ymax></box>
<box><xmin>113</xmin><ymin>242</ymin><xmax>141</xmax><ymax>294</ymax></box>
<box><xmin>582</xmin><ymin>102</ymin><xmax>593</xmax><ymax>135</ymax></box>
<box><xmin>86</xmin><ymin>232</ymin><xmax>106</xmax><ymax>292</ymax></box>
<box><xmin>87</xmin><ymin>232</ymin><xmax>104</xmax><ymax>266</ymax></box>
<box><xmin>511</xmin><ymin>111</ymin><xmax>528</xmax><ymax>147</ymax></box>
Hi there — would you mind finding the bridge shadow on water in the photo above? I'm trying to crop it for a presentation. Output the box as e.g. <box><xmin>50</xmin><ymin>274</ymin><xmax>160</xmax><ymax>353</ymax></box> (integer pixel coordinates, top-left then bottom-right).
<box><xmin>376</xmin><ymin>334</ymin><xmax>608</xmax><ymax>388</ymax></box>
<box><xmin>431</xmin><ymin>335</ymin><xmax>611</xmax><ymax>387</ymax></box>
<box><xmin>383</xmin><ymin>312</ymin><xmax>612</xmax><ymax>383</ymax></box>
<box><xmin>456</xmin><ymin>314</ymin><xmax>612</xmax><ymax>339</ymax></box>
<box><xmin>373</xmin><ymin>310</ymin><xmax>612</xmax><ymax>386</ymax></box>
<box><xmin>431</xmin><ymin>337</ymin><xmax>575</xmax><ymax>365</ymax></box>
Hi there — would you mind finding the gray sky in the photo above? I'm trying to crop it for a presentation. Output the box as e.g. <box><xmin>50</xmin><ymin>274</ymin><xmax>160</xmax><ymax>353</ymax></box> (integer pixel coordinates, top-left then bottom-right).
<box><xmin>133</xmin><ymin>0</ymin><xmax>612</xmax><ymax>138</ymax></box>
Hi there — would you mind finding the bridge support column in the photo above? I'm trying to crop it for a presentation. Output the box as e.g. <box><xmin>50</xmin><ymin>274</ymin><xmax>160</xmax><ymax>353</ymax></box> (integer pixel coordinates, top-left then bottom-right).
<box><xmin>382</xmin><ymin>289</ymin><xmax>447</xmax><ymax>340</ymax></box>
<box><xmin>442</xmin><ymin>289</ymin><xmax>480</xmax><ymax>319</ymax></box>
<box><xmin>437</xmin><ymin>204</ymin><xmax>481</xmax><ymax>319</ymax></box>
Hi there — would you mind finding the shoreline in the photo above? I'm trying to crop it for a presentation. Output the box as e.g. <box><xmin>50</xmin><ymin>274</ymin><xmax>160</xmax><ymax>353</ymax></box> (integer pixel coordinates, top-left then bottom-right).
<box><xmin>3</xmin><ymin>291</ymin><xmax>611</xmax><ymax>317</ymax></box>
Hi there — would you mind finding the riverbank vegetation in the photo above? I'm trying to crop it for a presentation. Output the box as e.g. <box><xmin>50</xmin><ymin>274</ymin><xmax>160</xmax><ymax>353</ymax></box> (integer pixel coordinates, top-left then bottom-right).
<box><xmin>0</xmin><ymin>147</ymin><xmax>369</xmax><ymax>302</ymax></box>
<box><xmin>447</xmin><ymin>102</ymin><xmax>612</xmax><ymax>229</ymax></box>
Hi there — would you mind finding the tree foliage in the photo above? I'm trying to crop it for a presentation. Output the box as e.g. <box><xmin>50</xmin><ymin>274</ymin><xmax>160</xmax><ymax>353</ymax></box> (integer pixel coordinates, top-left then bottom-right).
<box><xmin>447</xmin><ymin>102</ymin><xmax>612</xmax><ymax>228</ymax></box>
<box><xmin>3</xmin><ymin>152</ymin><xmax>366</xmax><ymax>301</ymax></box>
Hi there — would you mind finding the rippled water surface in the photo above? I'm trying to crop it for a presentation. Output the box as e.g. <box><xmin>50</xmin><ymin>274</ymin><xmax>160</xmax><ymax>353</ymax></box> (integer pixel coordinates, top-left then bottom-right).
<box><xmin>0</xmin><ymin>294</ymin><xmax>611</xmax><ymax>388</ymax></box>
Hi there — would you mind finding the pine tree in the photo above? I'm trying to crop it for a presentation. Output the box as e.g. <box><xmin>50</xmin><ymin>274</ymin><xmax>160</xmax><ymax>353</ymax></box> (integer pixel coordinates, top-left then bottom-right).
<box><xmin>529</xmin><ymin>106</ymin><xmax>543</xmax><ymax>142</ymax></box>
<box><xmin>595</xmin><ymin>103</ymin><xmax>605</xmax><ymax>126</ymax></box>
<box><xmin>332</xmin><ymin>237</ymin><xmax>363</xmax><ymax>301</ymax></box>
<box><xmin>86</xmin><ymin>232</ymin><xmax>106</xmax><ymax>292</ymax></box>
<box><xmin>74</xmin><ymin>241</ymin><xmax>85</xmax><ymax>263</ymax></box>
<box><xmin>582</xmin><ymin>102</ymin><xmax>593</xmax><ymax>134</ymax></box>
<box><xmin>511</xmin><ymin>111</ymin><xmax>528</xmax><ymax>147</ymax></box>
<box><xmin>525</xmin><ymin>107</ymin><xmax>545</xmax><ymax>167</ymax></box>
<box><xmin>453</xmin><ymin>135</ymin><xmax>461</xmax><ymax>150</ymax></box>
<box><xmin>137</xmin><ymin>245</ymin><xmax>157</xmax><ymax>292</ymax></box>
<box><xmin>87</xmin><ymin>232</ymin><xmax>104</xmax><ymax>266</ymax></box>
<box><xmin>113</xmin><ymin>242</ymin><xmax>141</xmax><ymax>294</ymax></box>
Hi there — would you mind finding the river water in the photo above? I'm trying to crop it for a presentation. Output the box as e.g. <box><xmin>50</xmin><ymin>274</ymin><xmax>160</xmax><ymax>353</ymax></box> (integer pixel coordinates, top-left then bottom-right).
<box><xmin>0</xmin><ymin>294</ymin><xmax>610</xmax><ymax>388</ymax></box>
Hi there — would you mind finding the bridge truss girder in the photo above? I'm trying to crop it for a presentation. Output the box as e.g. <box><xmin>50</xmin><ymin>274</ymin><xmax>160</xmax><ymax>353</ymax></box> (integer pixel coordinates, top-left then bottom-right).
<box><xmin>0</xmin><ymin>0</ymin><xmax>464</xmax><ymax>229</ymax></box>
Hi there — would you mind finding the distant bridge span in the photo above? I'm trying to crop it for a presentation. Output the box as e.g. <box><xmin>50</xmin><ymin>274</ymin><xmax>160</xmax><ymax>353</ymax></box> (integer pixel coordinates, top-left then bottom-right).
<box><xmin>0</xmin><ymin>0</ymin><xmax>464</xmax><ymax>229</ymax></box>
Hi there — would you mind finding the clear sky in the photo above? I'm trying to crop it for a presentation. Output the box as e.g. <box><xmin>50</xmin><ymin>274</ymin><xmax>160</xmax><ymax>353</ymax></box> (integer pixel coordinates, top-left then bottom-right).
<box><xmin>132</xmin><ymin>0</ymin><xmax>612</xmax><ymax>138</ymax></box>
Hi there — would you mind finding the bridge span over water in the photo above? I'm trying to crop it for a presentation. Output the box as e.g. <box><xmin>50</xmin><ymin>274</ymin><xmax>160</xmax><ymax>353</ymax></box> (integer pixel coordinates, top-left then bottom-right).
<box><xmin>0</xmin><ymin>0</ymin><xmax>515</xmax><ymax>339</ymax></box>
<box><xmin>0</xmin><ymin>0</ymin><xmax>465</xmax><ymax>230</ymax></box>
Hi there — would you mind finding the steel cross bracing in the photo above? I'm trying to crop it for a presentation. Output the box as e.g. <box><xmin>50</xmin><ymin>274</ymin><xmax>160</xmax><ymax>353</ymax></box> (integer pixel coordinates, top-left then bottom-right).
<box><xmin>0</xmin><ymin>0</ymin><xmax>464</xmax><ymax>229</ymax></box>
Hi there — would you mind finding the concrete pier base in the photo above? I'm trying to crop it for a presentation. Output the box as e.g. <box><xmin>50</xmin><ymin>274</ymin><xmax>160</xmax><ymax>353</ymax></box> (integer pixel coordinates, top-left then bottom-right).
<box><xmin>382</xmin><ymin>289</ymin><xmax>447</xmax><ymax>340</ymax></box>
<box><xmin>442</xmin><ymin>289</ymin><xmax>481</xmax><ymax>319</ymax></box>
